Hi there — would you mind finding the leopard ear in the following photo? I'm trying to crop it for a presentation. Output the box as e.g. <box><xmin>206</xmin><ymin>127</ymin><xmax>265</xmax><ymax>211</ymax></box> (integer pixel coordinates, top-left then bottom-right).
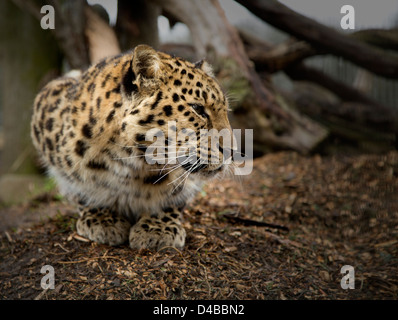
<box><xmin>132</xmin><ymin>45</ymin><xmax>163</xmax><ymax>79</ymax></box>
<box><xmin>195</xmin><ymin>59</ymin><xmax>214</xmax><ymax>78</ymax></box>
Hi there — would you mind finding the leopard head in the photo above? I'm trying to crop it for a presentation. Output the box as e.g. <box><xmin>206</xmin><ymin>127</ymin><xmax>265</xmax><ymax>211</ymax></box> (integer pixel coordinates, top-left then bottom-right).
<box><xmin>120</xmin><ymin>45</ymin><xmax>234</xmax><ymax>178</ymax></box>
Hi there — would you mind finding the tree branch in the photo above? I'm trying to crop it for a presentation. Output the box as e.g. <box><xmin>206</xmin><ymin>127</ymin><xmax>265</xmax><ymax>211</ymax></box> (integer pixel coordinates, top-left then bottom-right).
<box><xmin>285</xmin><ymin>64</ymin><xmax>390</xmax><ymax>112</ymax></box>
<box><xmin>245</xmin><ymin>38</ymin><xmax>316</xmax><ymax>73</ymax></box>
<box><xmin>242</xmin><ymin>32</ymin><xmax>389</xmax><ymax>114</ymax></box>
<box><xmin>243</xmin><ymin>28</ymin><xmax>398</xmax><ymax>74</ymax></box>
<box><xmin>351</xmin><ymin>28</ymin><xmax>398</xmax><ymax>51</ymax></box>
<box><xmin>237</xmin><ymin>0</ymin><xmax>398</xmax><ymax>78</ymax></box>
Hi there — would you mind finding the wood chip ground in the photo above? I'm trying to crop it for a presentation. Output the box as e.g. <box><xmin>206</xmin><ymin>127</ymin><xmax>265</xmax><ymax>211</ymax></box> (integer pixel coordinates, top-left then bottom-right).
<box><xmin>1</xmin><ymin>151</ymin><xmax>397</xmax><ymax>299</ymax></box>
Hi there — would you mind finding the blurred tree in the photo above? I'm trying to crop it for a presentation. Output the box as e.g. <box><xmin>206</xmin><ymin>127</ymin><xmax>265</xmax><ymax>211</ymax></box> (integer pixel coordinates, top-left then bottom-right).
<box><xmin>238</xmin><ymin>0</ymin><xmax>398</xmax><ymax>78</ymax></box>
<box><xmin>116</xmin><ymin>0</ymin><xmax>160</xmax><ymax>51</ymax></box>
<box><xmin>51</xmin><ymin>0</ymin><xmax>90</xmax><ymax>69</ymax></box>
<box><xmin>3</xmin><ymin>0</ymin><xmax>396</xmax><ymax>166</ymax></box>
<box><xmin>0</xmin><ymin>0</ymin><xmax>61</xmax><ymax>175</ymax></box>
<box><xmin>151</xmin><ymin>0</ymin><xmax>327</xmax><ymax>153</ymax></box>
<box><xmin>85</xmin><ymin>5</ymin><xmax>121</xmax><ymax>63</ymax></box>
<box><xmin>238</xmin><ymin>0</ymin><xmax>398</xmax><ymax>151</ymax></box>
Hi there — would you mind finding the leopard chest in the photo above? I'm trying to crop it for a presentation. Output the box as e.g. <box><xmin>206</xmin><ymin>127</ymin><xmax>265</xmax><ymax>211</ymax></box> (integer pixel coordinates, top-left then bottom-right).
<box><xmin>54</xmin><ymin>151</ymin><xmax>202</xmax><ymax>217</ymax></box>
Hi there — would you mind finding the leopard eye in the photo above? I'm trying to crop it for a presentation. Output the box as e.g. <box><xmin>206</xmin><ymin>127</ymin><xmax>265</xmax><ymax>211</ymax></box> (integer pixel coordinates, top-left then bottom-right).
<box><xmin>189</xmin><ymin>103</ymin><xmax>208</xmax><ymax>119</ymax></box>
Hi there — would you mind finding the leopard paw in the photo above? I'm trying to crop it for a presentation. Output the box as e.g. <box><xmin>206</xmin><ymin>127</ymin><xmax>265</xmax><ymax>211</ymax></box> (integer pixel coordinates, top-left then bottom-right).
<box><xmin>76</xmin><ymin>207</ymin><xmax>131</xmax><ymax>246</ymax></box>
<box><xmin>129</xmin><ymin>212</ymin><xmax>186</xmax><ymax>250</ymax></box>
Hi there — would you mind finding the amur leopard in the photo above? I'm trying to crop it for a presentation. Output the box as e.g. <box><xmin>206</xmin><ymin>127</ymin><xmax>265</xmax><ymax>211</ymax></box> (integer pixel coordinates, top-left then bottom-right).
<box><xmin>31</xmin><ymin>45</ymin><xmax>233</xmax><ymax>250</ymax></box>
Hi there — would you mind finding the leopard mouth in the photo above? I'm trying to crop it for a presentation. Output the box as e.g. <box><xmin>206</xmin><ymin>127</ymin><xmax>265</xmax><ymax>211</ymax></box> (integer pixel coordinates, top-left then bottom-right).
<box><xmin>202</xmin><ymin>164</ymin><xmax>224</xmax><ymax>177</ymax></box>
<box><xmin>181</xmin><ymin>162</ymin><xmax>208</xmax><ymax>173</ymax></box>
<box><xmin>181</xmin><ymin>161</ymin><xmax>224</xmax><ymax>177</ymax></box>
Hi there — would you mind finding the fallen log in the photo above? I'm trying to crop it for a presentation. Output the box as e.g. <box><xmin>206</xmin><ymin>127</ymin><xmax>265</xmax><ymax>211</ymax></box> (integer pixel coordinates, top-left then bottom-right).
<box><xmin>284</xmin><ymin>64</ymin><xmax>386</xmax><ymax>110</ymax></box>
<box><xmin>289</xmin><ymin>83</ymin><xmax>397</xmax><ymax>151</ymax></box>
<box><xmin>240</xmin><ymin>31</ymin><xmax>398</xmax><ymax>135</ymax></box>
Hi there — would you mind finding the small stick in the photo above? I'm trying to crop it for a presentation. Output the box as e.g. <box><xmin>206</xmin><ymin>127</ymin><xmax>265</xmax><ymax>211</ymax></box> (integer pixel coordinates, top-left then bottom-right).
<box><xmin>222</xmin><ymin>213</ymin><xmax>289</xmax><ymax>232</ymax></box>
<box><xmin>4</xmin><ymin>231</ymin><xmax>13</xmax><ymax>243</ymax></box>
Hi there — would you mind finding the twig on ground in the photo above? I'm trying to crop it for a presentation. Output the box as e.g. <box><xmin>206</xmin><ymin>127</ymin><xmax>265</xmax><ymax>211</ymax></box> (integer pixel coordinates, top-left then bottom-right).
<box><xmin>221</xmin><ymin>213</ymin><xmax>289</xmax><ymax>231</ymax></box>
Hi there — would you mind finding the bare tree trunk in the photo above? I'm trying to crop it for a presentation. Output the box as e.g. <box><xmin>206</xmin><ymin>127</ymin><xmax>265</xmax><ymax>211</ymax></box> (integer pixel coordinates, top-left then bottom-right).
<box><xmin>49</xmin><ymin>0</ymin><xmax>90</xmax><ymax>69</ymax></box>
<box><xmin>0</xmin><ymin>1</ymin><xmax>61</xmax><ymax>174</ymax></box>
<box><xmin>85</xmin><ymin>6</ymin><xmax>121</xmax><ymax>64</ymax></box>
<box><xmin>151</xmin><ymin>0</ymin><xmax>327</xmax><ymax>153</ymax></box>
<box><xmin>12</xmin><ymin>0</ymin><xmax>90</xmax><ymax>69</ymax></box>
<box><xmin>116</xmin><ymin>0</ymin><xmax>160</xmax><ymax>51</ymax></box>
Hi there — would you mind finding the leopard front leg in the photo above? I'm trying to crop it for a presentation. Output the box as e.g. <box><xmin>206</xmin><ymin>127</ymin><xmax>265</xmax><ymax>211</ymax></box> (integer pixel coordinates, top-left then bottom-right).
<box><xmin>76</xmin><ymin>207</ymin><xmax>131</xmax><ymax>246</ymax></box>
<box><xmin>129</xmin><ymin>207</ymin><xmax>186</xmax><ymax>250</ymax></box>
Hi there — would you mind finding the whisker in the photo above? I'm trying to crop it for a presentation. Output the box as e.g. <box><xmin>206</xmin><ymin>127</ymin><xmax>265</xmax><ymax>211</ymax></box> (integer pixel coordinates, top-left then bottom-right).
<box><xmin>112</xmin><ymin>149</ymin><xmax>192</xmax><ymax>161</ymax></box>
<box><xmin>112</xmin><ymin>139</ymin><xmax>196</xmax><ymax>150</ymax></box>
<box><xmin>170</xmin><ymin>158</ymin><xmax>201</xmax><ymax>193</ymax></box>
<box><xmin>180</xmin><ymin>159</ymin><xmax>202</xmax><ymax>190</ymax></box>
<box><xmin>152</xmin><ymin>161</ymin><xmax>185</xmax><ymax>185</ymax></box>
<box><xmin>168</xmin><ymin>157</ymin><xmax>198</xmax><ymax>189</ymax></box>
<box><xmin>154</xmin><ymin>155</ymin><xmax>196</xmax><ymax>185</ymax></box>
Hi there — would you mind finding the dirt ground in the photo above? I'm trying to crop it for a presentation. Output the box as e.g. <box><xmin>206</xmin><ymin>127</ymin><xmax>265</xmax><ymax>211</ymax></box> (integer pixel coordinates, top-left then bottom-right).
<box><xmin>0</xmin><ymin>151</ymin><xmax>397</xmax><ymax>300</ymax></box>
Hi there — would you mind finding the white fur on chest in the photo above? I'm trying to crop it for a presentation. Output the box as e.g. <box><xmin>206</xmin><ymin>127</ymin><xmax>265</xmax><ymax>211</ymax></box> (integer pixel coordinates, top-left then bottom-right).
<box><xmin>49</xmin><ymin>156</ymin><xmax>204</xmax><ymax>222</ymax></box>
